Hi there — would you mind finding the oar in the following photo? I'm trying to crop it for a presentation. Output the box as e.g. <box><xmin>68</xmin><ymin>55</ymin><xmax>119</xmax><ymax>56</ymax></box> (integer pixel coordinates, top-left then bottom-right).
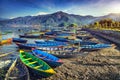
<box><xmin>0</xmin><ymin>51</ymin><xmax>15</xmax><ymax>58</ymax></box>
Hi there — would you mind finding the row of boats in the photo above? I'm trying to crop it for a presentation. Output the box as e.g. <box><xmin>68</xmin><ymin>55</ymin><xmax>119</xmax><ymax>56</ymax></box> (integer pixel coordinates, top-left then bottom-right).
<box><xmin>13</xmin><ymin>37</ymin><xmax>113</xmax><ymax>51</ymax></box>
<box><xmin>4</xmin><ymin>44</ymin><xmax>63</xmax><ymax>79</ymax></box>
<box><xmin>1</xmin><ymin>30</ymin><xmax>115</xmax><ymax>79</ymax></box>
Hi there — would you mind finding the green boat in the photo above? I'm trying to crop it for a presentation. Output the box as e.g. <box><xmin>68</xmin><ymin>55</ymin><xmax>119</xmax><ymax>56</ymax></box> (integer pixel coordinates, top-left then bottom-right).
<box><xmin>19</xmin><ymin>50</ymin><xmax>56</xmax><ymax>77</ymax></box>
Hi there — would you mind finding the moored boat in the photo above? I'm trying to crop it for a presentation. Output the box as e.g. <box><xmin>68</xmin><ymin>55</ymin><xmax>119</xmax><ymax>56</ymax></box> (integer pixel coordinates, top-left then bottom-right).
<box><xmin>0</xmin><ymin>38</ymin><xmax>12</xmax><ymax>45</ymax></box>
<box><xmin>81</xmin><ymin>43</ymin><xmax>112</xmax><ymax>50</ymax></box>
<box><xmin>80</xmin><ymin>41</ymin><xmax>98</xmax><ymax>45</ymax></box>
<box><xmin>77</xmin><ymin>36</ymin><xmax>93</xmax><ymax>40</ymax></box>
<box><xmin>32</xmin><ymin>49</ymin><xmax>63</xmax><ymax>67</ymax></box>
<box><xmin>16</xmin><ymin>43</ymin><xmax>65</xmax><ymax>50</ymax></box>
<box><xmin>35</xmin><ymin>40</ymin><xmax>66</xmax><ymax>46</ymax></box>
<box><xmin>13</xmin><ymin>38</ymin><xmax>27</xmax><ymax>43</ymax></box>
<box><xmin>5</xmin><ymin>58</ymin><xmax>30</xmax><ymax>80</ymax></box>
<box><xmin>19</xmin><ymin>34</ymin><xmax>40</xmax><ymax>38</ymax></box>
<box><xmin>54</xmin><ymin>37</ymin><xmax>69</xmax><ymax>42</ymax></box>
<box><xmin>19</xmin><ymin>50</ymin><xmax>56</xmax><ymax>77</ymax></box>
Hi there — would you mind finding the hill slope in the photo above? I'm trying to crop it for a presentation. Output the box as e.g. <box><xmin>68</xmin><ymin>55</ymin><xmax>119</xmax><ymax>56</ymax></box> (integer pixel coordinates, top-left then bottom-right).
<box><xmin>0</xmin><ymin>11</ymin><xmax>120</xmax><ymax>27</ymax></box>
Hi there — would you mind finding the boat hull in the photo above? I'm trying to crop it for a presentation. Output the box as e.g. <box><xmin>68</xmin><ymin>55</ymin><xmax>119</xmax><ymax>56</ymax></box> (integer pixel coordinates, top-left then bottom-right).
<box><xmin>19</xmin><ymin>35</ymin><xmax>40</xmax><ymax>38</ymax></box>
<box><xmin>13</xmin><ymin>38</ymin><xmax>27</xmax><ymax>43</ymax></box>
<box><xmin>0</xmin><ymin>38</ymin><xmax>12</xmax><ymax>45</ymax></box>
<box><xmin>20</xmin><ymin>51</ymin><xmax>55</xmax><ymax>77</ymax></box>
<box><xmin>32</xmin><ymin>49</ymin><xmax>63</xmax><ymax>67</ymax></box>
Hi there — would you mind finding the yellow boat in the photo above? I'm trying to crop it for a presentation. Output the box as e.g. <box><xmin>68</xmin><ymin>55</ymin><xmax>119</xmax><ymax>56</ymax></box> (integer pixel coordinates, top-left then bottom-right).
<box><xmin>0</xmin><ymin>38</ymin><xmax>12</xmax><ymax>45</ymax></box>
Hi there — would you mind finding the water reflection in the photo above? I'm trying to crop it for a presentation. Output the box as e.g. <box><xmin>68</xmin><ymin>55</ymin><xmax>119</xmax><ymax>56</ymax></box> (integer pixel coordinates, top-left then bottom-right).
<box><xmin>0</xmin><ymin>31</ymin><xmax>24</xmax><ymax>79</ymax></box>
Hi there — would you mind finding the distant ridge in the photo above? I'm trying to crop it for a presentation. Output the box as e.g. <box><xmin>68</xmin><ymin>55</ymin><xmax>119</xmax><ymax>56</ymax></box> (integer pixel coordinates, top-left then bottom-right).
<box><xmin>0</xmin><ymin>11</ymin><xmax>120</xmax><ymax>27</ymax></box>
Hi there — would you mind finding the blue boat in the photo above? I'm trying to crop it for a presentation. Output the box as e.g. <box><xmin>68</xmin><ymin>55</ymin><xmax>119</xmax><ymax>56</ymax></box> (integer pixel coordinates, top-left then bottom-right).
<box><xmin>19</xmin><ymin>34</ymin><xmax>40</xmax><ymax>38</ymax></box>
<box><xmin>13</xmin><ymin>38</ymin><xmax>27</xmax><ymax>43</ymax></box>
<box><xmin>54</xmin><ymin>37</ymin><xmax>69</xmax><ymax>42</ymax></box>
<box><xmin>45</xmin><ymin>31</ymin><xmax>57</xmax><ymax>35</ymax></box>
<box><xmin>77</xmin><ymin>36</ymin><xmax>93</xmax><ymax>40</ymax></box>
<box><xmin>80</xmin><ymin>41</ymin><xmax>98</xmax><ymax>45</ymax></box>
<box><xmin>81</xmin><ymin>44</ymin><xmax>112</xmax><ymax>50</ymax></box>
<box><xmin>16</xmin><ymin>43</ymin><xmax>64</xmax><ymax>50</ymax></box>
<box><xmin>16</xmin><ymin>43</ymin><xmax>36</xmax><ymax>49</ymax></box>
<box><xmin>35</xmin><ymin>40</ymin><xmax>66</xmax><ymax>45</ymax></box>
<box><xmin>32</xmin><ymin>49</ymin><xmax>63</xmax><ymax>67</ymax></box>
<box><xmin>57</xmin><ymin>33</ymin><xmax>71</xmax><ymax>37</ymax></box>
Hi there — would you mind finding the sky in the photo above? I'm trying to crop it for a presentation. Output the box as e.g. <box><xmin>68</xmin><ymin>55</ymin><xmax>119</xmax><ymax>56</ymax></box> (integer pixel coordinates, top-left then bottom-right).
<box><xmin>1</xmin><ymin>0</ymin><xmax>120</xmax><ymax>19</ymax></box>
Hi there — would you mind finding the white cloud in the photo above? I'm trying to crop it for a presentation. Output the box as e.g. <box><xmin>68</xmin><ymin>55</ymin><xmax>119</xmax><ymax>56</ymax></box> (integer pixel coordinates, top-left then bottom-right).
<box><xmin>10</xmin><ymin>16</ymin><xmax>16</xmax><ymax>19</ymax></box>
<box><xmin>32</xmin><ymin>12</ymin><xmax>48</xmax><ymax>16</ymax></box>
<box><xmin>62</xmin><ymin>0</ymin><xmax>120</xmax><ymax>16</ymax></box>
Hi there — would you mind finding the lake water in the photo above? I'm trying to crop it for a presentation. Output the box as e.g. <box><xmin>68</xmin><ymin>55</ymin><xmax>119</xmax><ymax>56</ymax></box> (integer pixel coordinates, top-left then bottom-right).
<box><xmin>0</xmin><ymin>29</ymin><xmax>47</xmax><ymax>79</ymax></box>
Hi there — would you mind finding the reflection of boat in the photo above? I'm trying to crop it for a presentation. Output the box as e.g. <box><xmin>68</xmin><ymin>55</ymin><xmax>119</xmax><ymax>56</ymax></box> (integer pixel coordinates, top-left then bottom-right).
<box><xmin>5</xmin><ymin>58</ymin><xmax>30</xmax><ymax>80</ymax></box>
<box><xmin>19</xmin><ymin>34</ymin><xmax>40</xmax><ymax>38</ymax></box>
<box><xmin>20</xmin><ymin>50</ymin><xmax>56</xmax><ymax>77</ymax></box>
<box><xmin>32</xmin><ymin>49</ymin><xmax>63</xmax><ymax>67</ymax></box>
<box><xmin>13</xmin><ymin>38</ymin><xmax>27</xmax><ymax>43</ymax></box>
<box><xmin>0</xmin><ymin>38</ymin><xmax>12</xmax><ymax>45</ymax></box>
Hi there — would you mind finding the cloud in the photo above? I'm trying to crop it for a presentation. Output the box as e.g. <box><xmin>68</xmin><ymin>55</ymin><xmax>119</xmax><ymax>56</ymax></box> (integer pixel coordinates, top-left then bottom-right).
<box><xmin>32</xmin><ymin>12</ymin><xmax>48</xmax><ymax>16</ymax></box>
<box><xmin>10</xmin><ymin>16</ymin><xmax>16</xmax><ymax>19</ymax></box>
<box><xmin>62</xmin><ymin>0</ymin><xmax>120</xmax><ymax>16</ymax></box>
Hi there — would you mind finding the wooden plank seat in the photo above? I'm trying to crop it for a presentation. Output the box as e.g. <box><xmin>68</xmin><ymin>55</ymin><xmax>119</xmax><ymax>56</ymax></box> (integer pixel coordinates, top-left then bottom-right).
<box><xmin>28</xmin><ymin>61</ymin><xmax>37</xmax><ymax>65</ymax></box>
<box><xmin>34</xmin><ymin>65</ymin><xmax>43</xmax><ymax>69</ymax></box>
<box><xmin>24</xmin><ymin>58</ymin><xmax>32</xmax><ymax>61</ymax></box>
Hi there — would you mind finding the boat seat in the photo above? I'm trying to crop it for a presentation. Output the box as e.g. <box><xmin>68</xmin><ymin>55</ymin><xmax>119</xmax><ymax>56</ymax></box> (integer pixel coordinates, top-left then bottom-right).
<box><xmin>34</xmin><ymin>65</ymin><xmax>43</xmax><ymax>69</ymax></box>
<box><xmin>22</xmin><ymin>55</ymin><xmax>26</xmax><ymax>57</ymax></box>
<box><xmin>24</xmin><ymin>58</ymin><xmax>32</xmax><ymax>61</ymax></box>
<box><xmin>28</xmin><ymin>61</ymin><xmax>37</xmax><ymax>65</ymax></box>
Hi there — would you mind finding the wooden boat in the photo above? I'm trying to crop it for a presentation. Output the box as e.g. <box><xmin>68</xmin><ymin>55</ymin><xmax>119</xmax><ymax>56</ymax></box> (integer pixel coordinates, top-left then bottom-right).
<box><xmin>54</xmin><ymin>37</ymin><xmax>69</xmax><ymax>42</ymax></box>
<box><xmin>16</xmin><ymin>43</ymin><xmax>64</xmax><ymax>50</ymax></box>
<box><xmin>13</xmin><ymin>38</ymin><xmax>27</xmax><ymax>43</ymax></box>
<box><xmin>16</xmin><ymin>43</ymin><xmax>36</xmax><ymax>50</ymax></box>
<box><xmin>0</xmin><ymin>38</ymin><xmax>12</xmax><ymax>45</ymax></box>
<box><xmin>49</xmin><ymin>50</ymin><xmax>79</xmax><ymax>58</ymax></box>
<box><xmin>32</xmin><ymin>49</ymin><xmax>63</xmax><ymax>67</ymax></box>
<box><xmin>81</xmin><ymin>44</ymin><xmax>112</xmax><ymax>50</ymax></box>
<box><xmin>80</xmin><ymin>41</ymin><xmax>98</xmax><ymax>45</ymax></box>
<box><xmin>35</xmin><ymin>40</ymin><xmax>66</xmax><ymax>45</ymax></box>
<box><xmin>57</xmin><ymin>33</ymin><xmax>71</xmax><ymax>38</ymax></box>
<box><xmin>44</xmin><ymin>35</ymin><xmax>56</xmax><ymax>39</ymax></box>
<box><xmin>45</xmin><ymin>31</ymin><xmax>57</xmax><ymax>35</ymax></box>
<box><xmin>77</xmin><ymin>36</ymin><xmax>93</xmax><ymax>40</ymax></box>
<box><xmin>5</xmin><ymin>58</ymin><xmax>30</xmax><ymax>80</ymax></box>
<box><xmin>19</xmin><ymin>50</ymin><xmax>56</xmax><ymax>77</ymax></box>
<box><xmin>19</xmin><ymin>34</ymin><xmax>40</xmax><ymax>38</ymax></box>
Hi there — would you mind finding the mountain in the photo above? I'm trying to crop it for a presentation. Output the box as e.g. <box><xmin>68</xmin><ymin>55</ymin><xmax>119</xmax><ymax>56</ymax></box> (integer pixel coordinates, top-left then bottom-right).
<box><xmin>101</xmin><ymin>13</ymin><xmax>120</xmax><ymax>21</ymax></box>
<box><xmin>0</xmin><ymin>18</ymin><xmax>8</xmax><ymax>21</ymax></box>
<box><xmin>0</xmin><ymin>11</ymin><xmax>120</xmax><ymax>27</ymax></box>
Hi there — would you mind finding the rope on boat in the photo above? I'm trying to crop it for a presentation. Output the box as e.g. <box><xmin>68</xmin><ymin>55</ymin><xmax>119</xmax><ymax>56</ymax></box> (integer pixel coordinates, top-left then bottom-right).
<box><xmin>0</xmin><ymin>51</ymin><xmax>15</xmax><ymax>58</ymax></box>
